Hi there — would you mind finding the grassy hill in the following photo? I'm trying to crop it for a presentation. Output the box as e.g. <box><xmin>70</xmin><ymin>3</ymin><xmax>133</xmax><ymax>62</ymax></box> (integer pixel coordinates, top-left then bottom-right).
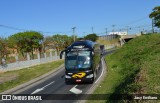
<box><xmin>89</xmin><ymin>34</ymin><xmax>160</xmax><ymax>103</ymax></box>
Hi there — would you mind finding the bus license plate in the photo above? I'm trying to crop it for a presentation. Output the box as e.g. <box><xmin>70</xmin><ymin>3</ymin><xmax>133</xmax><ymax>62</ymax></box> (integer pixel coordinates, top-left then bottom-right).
<box><xmin>76</xmin><ymin>79</ymin><xmax>81</xmax><ymax>82</ymax></box>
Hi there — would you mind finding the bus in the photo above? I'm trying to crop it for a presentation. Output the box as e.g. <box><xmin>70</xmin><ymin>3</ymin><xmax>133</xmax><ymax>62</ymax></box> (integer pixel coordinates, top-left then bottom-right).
<box><xmin>60</xmin><ymin>40</ymin><xmax>101</xmax><ymax>84</ymax></box>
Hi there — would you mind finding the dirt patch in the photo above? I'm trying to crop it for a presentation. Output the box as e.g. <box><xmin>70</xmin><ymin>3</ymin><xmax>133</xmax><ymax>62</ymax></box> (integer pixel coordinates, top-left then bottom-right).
<box><xmin>0</xmin><ymin>73</ymin><xmax>18</xmax><ymax>84</ymax></box>
<box><xmin>135</xmin><ymin>69</ymin><xmax>146</xmax><ymax>83</ymax></box>
<box><xmin>134</xmin><ymin>68</ymin><xmax>147</xmax><ymax>94</ymax></box>
<box><xmin>0</xmin><ymin>71</ymin><xmax>4</xmax><ymax>73</ymax></box>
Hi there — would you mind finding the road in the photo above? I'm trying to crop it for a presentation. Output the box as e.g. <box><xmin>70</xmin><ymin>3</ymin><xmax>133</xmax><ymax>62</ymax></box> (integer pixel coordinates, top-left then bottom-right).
<box><xmin>0</xmin><ymin>50</ymin><xmax>115</xmax><ymax>103</ymax></box>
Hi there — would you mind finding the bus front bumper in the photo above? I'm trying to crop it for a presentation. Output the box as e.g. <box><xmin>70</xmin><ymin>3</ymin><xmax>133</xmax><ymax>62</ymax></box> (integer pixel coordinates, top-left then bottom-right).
<box><xmin>65</xmin><ymin>78</ymin><xmax>94</xmax><ymax>83</ymax></box>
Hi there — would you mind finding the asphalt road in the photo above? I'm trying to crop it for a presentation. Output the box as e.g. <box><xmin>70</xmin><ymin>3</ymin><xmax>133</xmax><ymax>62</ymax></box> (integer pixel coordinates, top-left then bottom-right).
<box><xmin>0</xmin><ymin>50</ymin><xmax>115</xmax><ymax>103</ymax></box>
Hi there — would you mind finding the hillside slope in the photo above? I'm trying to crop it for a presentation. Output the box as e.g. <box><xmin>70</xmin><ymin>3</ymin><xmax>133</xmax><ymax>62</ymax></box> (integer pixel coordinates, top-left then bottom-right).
<box><xmin>112</xmin><ymin>34</ymin><xmax>160</xmax><ymax>94</ymax></box>
<box><xmin>90</xmin><ymin>34</ymin><xmax>160</xmax><ymax>103</ymax></box>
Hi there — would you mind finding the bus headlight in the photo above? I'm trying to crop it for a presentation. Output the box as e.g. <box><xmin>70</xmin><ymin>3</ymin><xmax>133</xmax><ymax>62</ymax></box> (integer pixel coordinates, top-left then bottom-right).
<box><xmin>65</xmin><ymin>75</ymin><xmax>71</xmax><ymax>78</ymax></box>
<box><xmin>86</xmin><ymin>74</ymin><xmax>93</xmax><ymax>78</ymax></box>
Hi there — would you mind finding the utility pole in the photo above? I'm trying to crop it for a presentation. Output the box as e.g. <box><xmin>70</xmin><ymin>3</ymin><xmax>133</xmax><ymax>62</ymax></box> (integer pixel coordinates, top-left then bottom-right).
<box><xmin>72</xmin><ymin>27</ymin><xmax>76</xmax><ymax>42</ymax></box>
<box><xmin>112</xmin><ymin>25</ymin><xmax>115</xmax><ymax>34</ymax></box>
<box><xmin>105</xmin><ymin>28</ymin><xmax>107</xmax><ymax>35</ymax></box>
<box><xmin>83</xmin><ymin>32</ymin><xmax>86</xmax><ymax>36</ymax></box>
<box><xmin>126</xmin><ymin>26</ymin><xmax>129</xmax><ymax>35</ymax></box>
<box><xmin>91</xmin><ymin>27</ymin><xmax>94</xmax><ymax>33</ymax></box>
<box><xmin>138</xmin><ymin>26</ymin><xmax>142</xmax><ymax>34</ymax></box>
<box><xmin>152</xmin><ymin>19</ymin><xmax>154</xmax><ymax>33</ymax></box>
<box><xmin>112</xmin><ymin>25</ymin><xmax>116</xmax><ymax>40</ymax></box>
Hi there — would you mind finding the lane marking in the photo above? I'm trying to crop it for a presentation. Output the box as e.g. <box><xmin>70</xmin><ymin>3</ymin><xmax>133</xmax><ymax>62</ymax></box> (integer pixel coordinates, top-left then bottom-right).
<box><xmin>42</xmin><ymin>81</ymin><xmax>55</xmax><ymax>89</ymax></box>
<box><xmin>31</xmin><ymin>88</ymin><xmax>43</xmax><ymax>95</ymax></box>
<box><xmin>31</xmin><ymin>81</ymin><xmax>55</xmax><ymax>94</ymax></box>
<box><xmin>94</xmin><ymin>57</ymin><xmax>104</xmax><ymax>84</ymax></box>
<box><xmin>69</xmin><ymin>85</ymin><xmax>82</xmax><ymax>94</ymax></box>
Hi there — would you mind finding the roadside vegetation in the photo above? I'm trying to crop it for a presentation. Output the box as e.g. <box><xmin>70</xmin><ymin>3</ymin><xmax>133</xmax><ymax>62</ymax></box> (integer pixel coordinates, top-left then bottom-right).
<box><xmin>97</xmin><ymin>37</ymin><xmax>120</xmax><ymax>46</ymax></box>
<box><xmin>0</xmin><ymin>31</ymin><xmax>99</xmax><ymax>64</ymax></box>
<box><xmin>0</xmin><ymin>60</ymin><xmax>63</xmax><ymax>93</ymax></box>
<box><xmin>0</xmin><ymin>31</ymin><xmax>74</xmax><ymax>64</ymax></box>
<box><xmin>89</xmin><ymin>34</ymin><xmax>160</xmax><ymax>103</ymax></box>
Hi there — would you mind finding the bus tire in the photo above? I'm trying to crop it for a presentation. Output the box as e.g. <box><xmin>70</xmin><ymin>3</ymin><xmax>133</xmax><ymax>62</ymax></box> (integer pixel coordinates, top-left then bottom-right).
<box><xmin>89</xmin><ymin>79</ymin><xmax>94</xmax><ymax>84</ymax></box>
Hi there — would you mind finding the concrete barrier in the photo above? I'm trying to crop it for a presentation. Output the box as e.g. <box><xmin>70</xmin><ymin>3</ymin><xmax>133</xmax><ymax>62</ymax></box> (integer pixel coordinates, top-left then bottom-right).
<box><xmin>0</xmin><ymin>51</ymin><xmax>60</xmax><ymax>72</ymax></box>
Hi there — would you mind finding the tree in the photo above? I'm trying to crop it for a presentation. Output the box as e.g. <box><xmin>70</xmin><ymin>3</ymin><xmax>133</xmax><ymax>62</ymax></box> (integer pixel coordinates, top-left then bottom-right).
<box><xmin>43</xmin><ymin>34</ymin><xmax>73</xmax><ymax>54</ymax></box>
<box><xmin>149</xmin><ymin>6</ymin><xmax>160</xmax><ymax>28</ymax></box>
<box><xmin>52</xmin><ymin>34</ymin><xmax>74</xmax><ymax>52</ymax></box>
<box><xmin>8</xmin><ymin>31</ymin><xmax>43</xmax><ymax>59</ymax></box>
<box><xmin>43</xmin><ymin>36</ymin><xmax>54</xmax><ymax>50</ymax></box>
<box><xmin>84</xmin><ymin>33</ymin><xmax>98</xmax><ymax>42</ymax></box>
<box><xmin>0</xmin><ymin>37</ymin><xmax>9</xmax><ymax>64</ymax></box>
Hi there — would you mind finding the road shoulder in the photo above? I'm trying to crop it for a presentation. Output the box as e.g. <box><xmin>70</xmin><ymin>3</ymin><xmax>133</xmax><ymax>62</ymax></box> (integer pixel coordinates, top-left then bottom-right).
<box><xmin>1</xmin><ymin>64</ymin><xmax>64</xmax><ymax>94</ymax></box>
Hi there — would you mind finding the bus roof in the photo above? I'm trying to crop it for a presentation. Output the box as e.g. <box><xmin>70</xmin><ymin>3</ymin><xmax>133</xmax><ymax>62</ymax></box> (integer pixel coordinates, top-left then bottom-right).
<box><xmin>66</xmin><ymin>40</ymin><xmax>96</xmax><ymax>51</ymax></box>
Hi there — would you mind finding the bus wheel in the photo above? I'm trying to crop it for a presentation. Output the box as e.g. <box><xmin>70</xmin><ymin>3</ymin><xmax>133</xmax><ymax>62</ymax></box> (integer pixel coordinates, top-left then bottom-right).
<box><xmin>89</xmin><ymin>79</ymin><xmax>94</xmax><ymax>84</ymax></box>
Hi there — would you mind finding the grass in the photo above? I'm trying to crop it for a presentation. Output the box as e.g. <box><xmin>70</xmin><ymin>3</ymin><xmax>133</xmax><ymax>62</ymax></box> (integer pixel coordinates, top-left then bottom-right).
<box><xmin>88</xmin><ymin>34</ymin><xmax>160</xmax><ymax>103</ymax></box>
<box><xmin>0</xmin><ymin>60</ymin><xmax>64</xmax><ymax>93</ymax></box>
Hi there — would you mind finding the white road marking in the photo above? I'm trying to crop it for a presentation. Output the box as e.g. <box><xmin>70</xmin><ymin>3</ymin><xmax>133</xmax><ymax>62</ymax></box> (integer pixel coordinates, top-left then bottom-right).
<box><xmin>31</xmin><ymin>88</ymin><xmax>44</xmax><ymax>95</ymax></box>
<box><xmin>31</xmin><ymin>81</ymin><xmax>55</xmax><ymax>94</ymax></box>
<box><xmin>69</xmin><ymin>85</ymin><xmax>82</xmax><ymax>94</ymax></box>
<box><xmin>42</xmin><ymin>81</ymin><xmax>55</xmax><ymax>89</ymax></box>
<box><xmin>94</xmin><ymin>57</ymin><xmax>104</xmax><ymax>84</ymax></box>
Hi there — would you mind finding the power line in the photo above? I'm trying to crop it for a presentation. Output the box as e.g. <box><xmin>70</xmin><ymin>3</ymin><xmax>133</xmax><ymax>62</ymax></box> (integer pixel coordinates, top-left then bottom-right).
<box><xmin>97</xmin><ymin>24</ymin><xmax>152</xmax><ymax>36</ymax></box>
<box><xmin>0</xmin><ymin>23</ymin><xmax>154</xmax><ymax>37</ymax></box>
<box><xmin>0</xmin><ymin>24</ymin><xmax>72</xmax><ymax>35</ymax></box>
<box><xmin>0</xmin><ymin>24</ymin><xmax>26</xmax><ymax>31</ymax></box>
<box><xmin>123</xmin><ymin>16</ymin><xmax>149</xmax><ymax>26</ymax></box>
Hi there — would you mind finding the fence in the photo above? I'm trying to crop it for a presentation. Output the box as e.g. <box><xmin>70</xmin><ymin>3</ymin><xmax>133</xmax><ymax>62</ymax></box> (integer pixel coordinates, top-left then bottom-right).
<box><xmin>0</xmin><ymin>51</ymin><xmax>61</xmax><ymax>72</ymax></box>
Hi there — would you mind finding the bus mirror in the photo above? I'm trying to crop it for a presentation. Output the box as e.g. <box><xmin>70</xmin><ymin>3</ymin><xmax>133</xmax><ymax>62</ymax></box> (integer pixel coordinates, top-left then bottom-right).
<box><xmin>60</xmin><ymin>51</ymin><xmax>64</xmax><ymax>59</ymax></box>
<box><xmin>60</xmin><ymin>50</ymin><xmax>65</xmax><ymax>59</ymax></box>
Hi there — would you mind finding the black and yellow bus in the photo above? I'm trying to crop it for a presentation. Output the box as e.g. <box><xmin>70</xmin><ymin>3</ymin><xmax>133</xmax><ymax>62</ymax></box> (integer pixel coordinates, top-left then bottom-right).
<box><xmin>60</xmin><ymin>40</ymin><xmax>101</xmax><ymax>83</ymax></box>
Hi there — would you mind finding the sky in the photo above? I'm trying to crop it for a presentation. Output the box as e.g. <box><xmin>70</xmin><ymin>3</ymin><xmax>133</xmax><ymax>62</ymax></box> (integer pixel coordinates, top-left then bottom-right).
<box><xmin>0</xmin><ymin>0</ymin><xmax>159</xmax><ymax>37</ymax></box>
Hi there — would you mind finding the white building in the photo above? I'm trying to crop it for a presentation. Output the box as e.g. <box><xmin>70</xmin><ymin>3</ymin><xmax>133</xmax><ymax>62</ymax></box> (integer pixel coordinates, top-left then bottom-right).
<box><xmin>109</xmin><ymin>32</ymin><xmax>128</xmax><ymax>35</ymax></box>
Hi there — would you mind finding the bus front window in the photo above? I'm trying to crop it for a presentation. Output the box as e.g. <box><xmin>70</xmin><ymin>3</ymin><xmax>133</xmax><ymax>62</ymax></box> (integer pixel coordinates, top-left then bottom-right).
<box><xmin>66</xmin><ymin>51</ymin><xmax>91</xmax><ymax>70</ymax></box>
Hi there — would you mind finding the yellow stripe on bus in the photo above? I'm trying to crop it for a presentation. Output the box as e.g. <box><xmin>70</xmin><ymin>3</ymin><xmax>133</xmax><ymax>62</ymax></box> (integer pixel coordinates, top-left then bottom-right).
<box><xmin>72</xmin><ymin>72</ymin><xmax>86</xmax><ymax>78</ymax></box>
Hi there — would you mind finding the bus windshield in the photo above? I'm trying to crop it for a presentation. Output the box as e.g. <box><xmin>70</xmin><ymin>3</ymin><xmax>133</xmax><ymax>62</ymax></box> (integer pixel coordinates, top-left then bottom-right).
<box><xmin>65</xmin><ymin>51</ymin><xmax>91</xmax><ymax>70</ymax></box>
